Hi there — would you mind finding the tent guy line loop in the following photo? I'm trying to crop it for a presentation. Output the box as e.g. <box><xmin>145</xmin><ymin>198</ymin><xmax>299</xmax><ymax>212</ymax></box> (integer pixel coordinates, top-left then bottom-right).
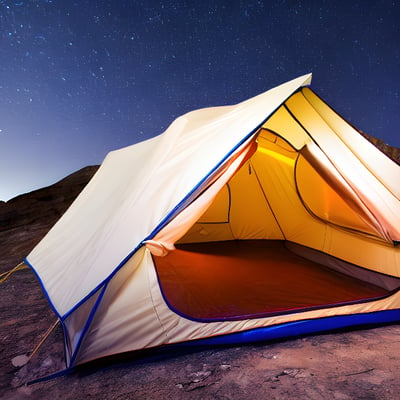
<box><xmin>0</xmin><ymin>261</ymin><xmax>28</xmax><ymax>283</ymax></box>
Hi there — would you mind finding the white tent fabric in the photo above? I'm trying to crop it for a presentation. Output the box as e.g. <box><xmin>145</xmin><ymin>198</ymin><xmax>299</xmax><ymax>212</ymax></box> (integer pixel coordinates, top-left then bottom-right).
<box><xmin>27</xmin><ymin>73</ymin><xmax>312</xmax><ymax>318</ymax></box>
<box><xmin>25</xmin><ymin>73</ymin><xmax>400</xmax><ymax>367</ymax></box>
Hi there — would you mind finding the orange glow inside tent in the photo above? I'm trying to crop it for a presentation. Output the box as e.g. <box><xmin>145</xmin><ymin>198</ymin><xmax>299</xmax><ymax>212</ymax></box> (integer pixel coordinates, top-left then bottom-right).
<box><xmin>152</xmin><ymin>88</ymin><xmax>400</xmax><ymax>322</ymax></box>
<box><xmin>154</xmin><ymin>240</ymin><xmax>391</xmax><ymax>321</ymax></box>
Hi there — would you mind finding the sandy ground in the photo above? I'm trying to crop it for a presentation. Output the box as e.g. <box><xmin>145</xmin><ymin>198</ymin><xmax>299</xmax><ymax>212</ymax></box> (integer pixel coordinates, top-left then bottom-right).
<box><xmin>1</xmin><ymin>224</ymin><xmax>400</xmax><ymax>400</ymax></box>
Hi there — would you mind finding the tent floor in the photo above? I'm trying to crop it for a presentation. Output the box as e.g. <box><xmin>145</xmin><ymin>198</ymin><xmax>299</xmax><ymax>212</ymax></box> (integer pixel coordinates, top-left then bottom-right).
<box><xmin>153</xmin><ymin>240</ymin><xmax>389</xmax><ymax>321</ymax></box>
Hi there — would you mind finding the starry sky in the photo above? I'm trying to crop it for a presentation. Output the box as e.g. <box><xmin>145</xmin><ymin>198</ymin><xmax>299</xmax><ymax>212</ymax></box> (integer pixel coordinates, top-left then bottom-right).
<box><xmin>1</xmin><ymin>0</ymin><xmax>399</xmax><ymax>201</ymax></box>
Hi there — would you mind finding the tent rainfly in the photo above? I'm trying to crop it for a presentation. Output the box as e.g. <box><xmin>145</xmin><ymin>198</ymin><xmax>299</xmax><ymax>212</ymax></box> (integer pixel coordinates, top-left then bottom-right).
<box><xmin>25</xmin><ymin>73</ymin><xmax>400</xmax><ymax>368</ymax></box>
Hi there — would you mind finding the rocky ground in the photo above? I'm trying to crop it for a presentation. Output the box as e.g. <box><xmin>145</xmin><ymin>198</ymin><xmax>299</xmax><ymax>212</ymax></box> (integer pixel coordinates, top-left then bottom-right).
<box><xmin>1</xmin><ymin>143</ymin><xmax>400</xmax><ymax>399</ymax></box>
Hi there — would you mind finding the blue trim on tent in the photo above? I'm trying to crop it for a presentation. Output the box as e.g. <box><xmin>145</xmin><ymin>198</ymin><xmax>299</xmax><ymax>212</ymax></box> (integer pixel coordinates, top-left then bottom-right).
<box><xmin>28</xmin><ymin>308</ymin><xmax>400</xmax><ymax>383</ymax></box>
<box><xmin>61</xmin><ymin>243</ymin><xmax>143</xmax><ymax>321</ymax></box>
<box><xmin>60</xmin><ymin>317</ymin><xmax>70</xmax><ymax>368</ymax></box>
<box><xmin>144</xmin><ymin>130</ymin><xmax>263</xmax><ymax>241</ymax></box>
<box><xmin>174</xmin><ymin>309</ymin><xmax>400</xmax><ymax>347</ymax></box>
<box><xmin>69</xmin><ymin>283</ymin><xmax>108</xmax><ymax>367</ymax></box>
<box><xmin>24</xmin><ymin>257</ymin><xmax>63</xmax><ymax>321</ymax></box>
<box><xmin>27</xmin><ymin>367</ymin><xmax>74</xmax><ymax>385</ymax></box>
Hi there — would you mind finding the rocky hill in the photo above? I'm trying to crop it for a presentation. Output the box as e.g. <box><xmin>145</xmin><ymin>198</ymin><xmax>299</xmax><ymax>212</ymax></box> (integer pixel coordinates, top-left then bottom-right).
<box><xmin>0</xmin><ymin>166</ymin><xmax>99</xmax><ymax>233</ymax></box>
<box><xmin>0</xmin><ymin>166</ymin><xmax>99</xmax><ymax>270</ymax></box>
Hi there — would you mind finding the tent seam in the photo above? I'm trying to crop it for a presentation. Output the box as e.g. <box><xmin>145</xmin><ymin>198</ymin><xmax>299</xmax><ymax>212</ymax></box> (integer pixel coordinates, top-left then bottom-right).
<box><xmin>24</xmin><ymin>257</ymin><xmax>63</xmax><ymax>320</ymax></box>
<box><xmin>68</xmin><ymin>283</ymin><xmax>108</xmax><ymax>367</ymax></box>
<box><xmin>292</xmin><ymin>153</ymin><xmax>385</xmax><ymax>242</ymax></box>
<box><xmin>147</xmin><ymin>251</ymin><xmax>172</xmax><ymax>343</ymax></box>
<box><xmin>283</xmin><ymin>102</ymin><xmax>389</xmax><ymax>242</ymax></box>
<box><xmin>302</xmin><ymin>88</ymin><xmax>400</xmax><ymax>201</ymax></box>
<box><xmin>250</xmin><ymin>160</ymin><xmax>286</xmax><ymax>240</ymax></box>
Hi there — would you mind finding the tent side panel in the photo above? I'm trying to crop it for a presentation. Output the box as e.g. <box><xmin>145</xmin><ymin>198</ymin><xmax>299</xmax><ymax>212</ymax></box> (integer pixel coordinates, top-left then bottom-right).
<box><xmin>286</xmin><ymin>241</ymin><xmax>400</xmax><ymax>290</ymax></box>
<box><xmin>229</xmin><ymin>159</ymin><xmax>284</xmax><ymax>240</ymax></box>
<box><xmin>26</xmin><ymin>135</ymin><xmax>161</xmax><ymax>317</ymax></box>
<box><xmin>325</xmin><ymin>227</ymin><xmax>400</xmax><ymax>278</ymax></box>
<box><xmin>72</xmin><ymin>248</ymin><xmax>167</xmax><ymax>366</ymax></box>
<box><xmin>63</xmin><ymin>289</ymin><xmax>102</xmax><ymax>366</ymax></box>
<box><xmin>286</xmin><ymin>91</ymin><xmax>400</xmax><ymax>242</ymax></box>
<box><xmin>296</xmin><ymin>148</ymin><xmax>384</xmax><ymax>237</ymax></box>
<box><xmin>250</xmin><ymin>135</ymin><xmax>327</xmax><ymax>250</ymax></box>
<box><xmin>178</xmin><ymin>156</ymin><xmax>284</xmax><ymax>243</ymax></box>
<box><xmin>261</xmin><ymin>105</ymin><xmax>310</xmax><ymax>149</ymax></box>
<box><xmin>302</xmin><ymin>87</ymin><xmax>400</xmax><ymax>200</ymax></box>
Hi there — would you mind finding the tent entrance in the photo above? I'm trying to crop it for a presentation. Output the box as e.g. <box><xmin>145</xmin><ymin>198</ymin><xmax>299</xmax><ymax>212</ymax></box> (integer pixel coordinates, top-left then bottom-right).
<box><xmin>153</xmin><ymin>240</ymin><xmax>395</xmax><ymax>321</ymax></box>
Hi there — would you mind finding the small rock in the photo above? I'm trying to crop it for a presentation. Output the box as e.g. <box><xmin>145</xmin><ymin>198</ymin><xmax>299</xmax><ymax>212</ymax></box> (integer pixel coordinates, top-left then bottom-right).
<box><xmin>282</xmin><ymin>368</ymin><xmax>310</xmax><ymax>378</ymax></box>
<box><xmin>41</xmin><ymin>357</ymin><xmax>53</xmax><ymax>368</ymax></box>
<box><xmin>188</xmin><ymin>369</ymin><xmax>212</xmax><ymax>382</ymax></box>
<box><xmin>261</xmin><ymin>353</ymin><xmax>277</xmax><ymax>359</ymax></box>
<box><xmin>11</xmin><ymin>355</ymin><xmax>29</xmax><ymax>368</ymax></box>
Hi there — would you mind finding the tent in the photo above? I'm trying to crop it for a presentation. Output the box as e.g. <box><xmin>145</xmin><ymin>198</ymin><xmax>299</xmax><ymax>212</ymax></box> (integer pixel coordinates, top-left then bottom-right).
<box><xmin>25</xmin><ymin>73</ymin><xmax>400</xmax><ymax>368</ymax></box>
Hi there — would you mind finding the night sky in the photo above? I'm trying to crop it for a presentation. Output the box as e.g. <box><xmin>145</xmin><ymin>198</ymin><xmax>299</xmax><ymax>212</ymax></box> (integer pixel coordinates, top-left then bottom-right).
<box><xmin>1</xmin><ymin>0</ymin><xmax>399</xmax><ymax>201</ymax></box>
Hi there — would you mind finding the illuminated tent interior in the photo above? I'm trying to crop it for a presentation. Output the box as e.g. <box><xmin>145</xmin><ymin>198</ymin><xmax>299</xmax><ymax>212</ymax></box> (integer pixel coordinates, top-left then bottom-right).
<box><xmin>152</xmin><ymin>87</ymin><xmax>400</xmax><ymax>321</ymax></box>
<box><xmin>25</xmin><ymin>74</ymin><xmax>400</xmax><ymax>367</ymax></box>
